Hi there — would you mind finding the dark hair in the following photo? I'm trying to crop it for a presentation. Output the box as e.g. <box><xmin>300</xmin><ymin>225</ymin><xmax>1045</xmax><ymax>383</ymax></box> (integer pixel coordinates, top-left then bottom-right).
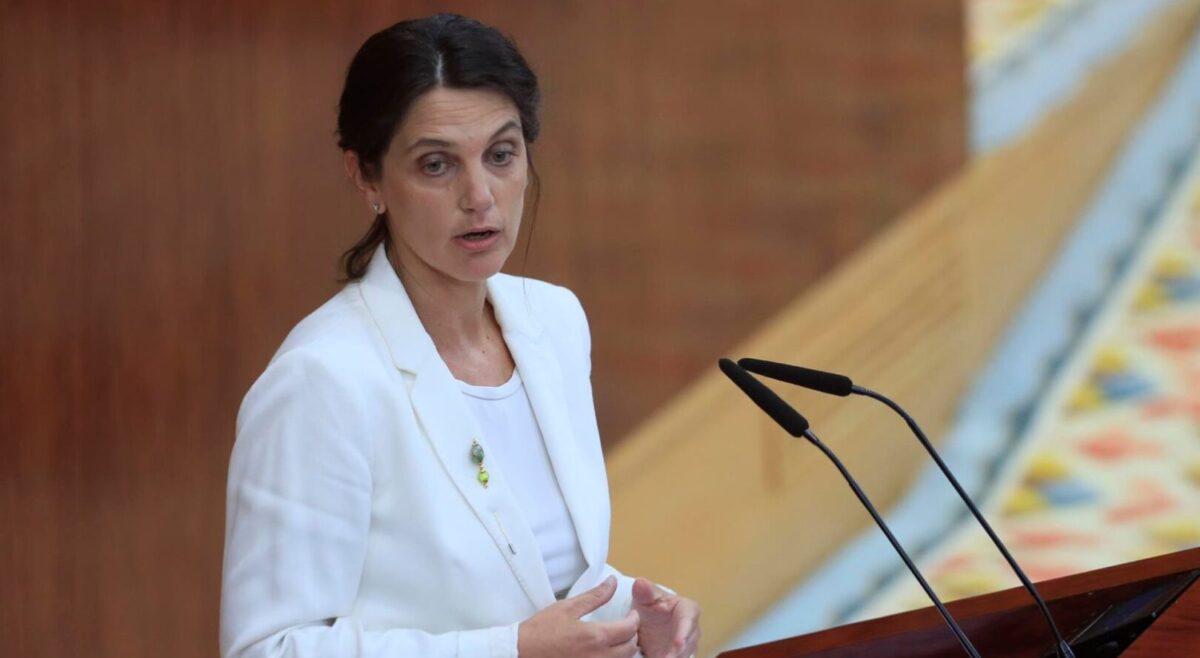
<box><xmin>336</xmin><ymin>14</ymin><xmax>542</xmax><ymax>280</ymax></box>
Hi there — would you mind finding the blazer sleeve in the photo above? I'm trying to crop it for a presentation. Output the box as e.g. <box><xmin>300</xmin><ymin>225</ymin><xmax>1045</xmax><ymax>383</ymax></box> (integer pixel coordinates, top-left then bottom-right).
<box><xmin>220</xmin><ymin>347</ymin><xmax>518</xmax><ymax>658</ymax></box>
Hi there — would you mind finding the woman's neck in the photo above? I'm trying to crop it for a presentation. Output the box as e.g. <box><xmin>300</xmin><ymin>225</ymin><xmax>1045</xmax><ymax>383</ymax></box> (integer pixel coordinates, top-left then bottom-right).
<box><xmin>386</xmin><ymin>244</ymin><xmax>513</xmax><ymax>387</ymax></box>
<box><xmin>388</xmin><ymin>246</ymin><xmax>489</xmax><ymax>345</ymax></box>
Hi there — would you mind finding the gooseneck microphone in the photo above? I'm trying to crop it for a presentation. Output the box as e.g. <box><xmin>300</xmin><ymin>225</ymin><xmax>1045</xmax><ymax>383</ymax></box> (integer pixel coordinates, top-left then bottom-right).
<box><xmin>738</xmin><ymin>357</ymin><xmax>1076</xmax><ymax>658</ymax></box>
<box><xmin>718</xmin><ymin>359</ymin><xmax>983</xmax><ymax>658</ymax></box>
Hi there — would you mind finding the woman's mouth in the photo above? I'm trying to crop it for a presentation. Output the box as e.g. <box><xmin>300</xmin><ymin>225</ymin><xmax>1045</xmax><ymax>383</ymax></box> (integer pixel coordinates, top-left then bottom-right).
<box><xmin>454</xmin><ymin>229</ymin><xmax>501</xmax><ymax>251</ymax></box>
<box><xmin>459</xmin><ymin>229</ymin><xmax>497</xmax><ymax>241</ymax></box>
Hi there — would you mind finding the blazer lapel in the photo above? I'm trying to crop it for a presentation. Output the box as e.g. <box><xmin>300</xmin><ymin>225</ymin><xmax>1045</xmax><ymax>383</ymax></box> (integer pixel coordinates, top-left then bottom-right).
<box><xmin>356</xmin><ymin>245</ymin><xmax>556</xmax><ymax>610</ymax></box>
<box><xmin>407</xmin><ymin>367</ymin><xmax>558</xmax><ymax>609</ymax></box>
<box><xmin>489</xmin><ymin>279</ymin><xmax>600</xmax><ymax>581</ymax></box>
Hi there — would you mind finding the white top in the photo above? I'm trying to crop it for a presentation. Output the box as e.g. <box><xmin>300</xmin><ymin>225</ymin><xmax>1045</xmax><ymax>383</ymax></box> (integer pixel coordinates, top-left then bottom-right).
<box><xmin>459</xmin><ymin>369</ymin><xmax>588</xmax><ymax>598</ymax></box>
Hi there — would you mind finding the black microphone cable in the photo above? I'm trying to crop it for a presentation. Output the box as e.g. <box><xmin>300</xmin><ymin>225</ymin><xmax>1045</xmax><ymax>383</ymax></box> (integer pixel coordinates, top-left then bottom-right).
<box><xmin>738</xmin><ymin>357</ymin><xmax>1076</xmax><ymax>658</ymax></box>
<box><xmin>718</xmin><ymin>358</ymin><xmax>983</xmax><ymax>658</ymax></box>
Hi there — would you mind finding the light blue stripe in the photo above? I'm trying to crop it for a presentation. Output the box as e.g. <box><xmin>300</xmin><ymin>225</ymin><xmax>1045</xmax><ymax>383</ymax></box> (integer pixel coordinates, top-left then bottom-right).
<box><xmin>973</xmin><ymin>0</ymin><xmax>1171</xmax><ymax>153</ymax></box>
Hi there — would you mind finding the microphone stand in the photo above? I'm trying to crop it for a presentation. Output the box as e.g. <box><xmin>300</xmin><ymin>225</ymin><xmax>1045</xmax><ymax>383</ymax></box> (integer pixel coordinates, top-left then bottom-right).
<box><xmin>717</xmin><ymin>359</ymin><xmax>983</xmax><ymax>658</ymax></box>
<box><xmin>735</xmin><ymin>357</ymin><xmax>1075</xmax><ymax>657</ymax></box>
<box><xmin>802</xmin><ymin>426</ymin><xmax>984</xmax><ymax>658</ymax></box>
<box><xmin>854</xmin><ymin>384</ymin><xmax>1075</xmax><ymax>658</ymax></box>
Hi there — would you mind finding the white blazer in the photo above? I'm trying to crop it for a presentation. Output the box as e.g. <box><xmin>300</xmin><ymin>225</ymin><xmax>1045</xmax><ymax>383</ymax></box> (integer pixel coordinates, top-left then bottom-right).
<box><xmin>220</xmin><ymin>245</ymin><xmax>639</xmax><ymax>658</ymax></box>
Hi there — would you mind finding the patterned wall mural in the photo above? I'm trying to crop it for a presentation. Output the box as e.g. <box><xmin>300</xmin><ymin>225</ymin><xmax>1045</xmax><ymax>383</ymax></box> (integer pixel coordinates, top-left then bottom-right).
<box><xmin>862</xmin><ymin>148</ymin><xmax>1200</xmax><ymax>616</ymax></box>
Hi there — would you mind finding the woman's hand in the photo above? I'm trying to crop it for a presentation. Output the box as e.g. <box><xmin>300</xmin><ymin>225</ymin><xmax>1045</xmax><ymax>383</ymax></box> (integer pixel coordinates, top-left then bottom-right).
<box><xmin>518</xmin><ymin>575</ymin><xmax>641</xmax><ymax>658</ymax></box>
<box><xmin>631</xmin><ymin>577</ymin><xmax>701</xmax><ymax>658</ymax></box>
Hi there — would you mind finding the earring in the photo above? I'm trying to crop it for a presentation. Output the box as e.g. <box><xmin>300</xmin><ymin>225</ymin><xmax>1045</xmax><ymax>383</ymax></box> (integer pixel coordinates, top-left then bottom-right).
<box><xmin>372</xmin><ymin>202</ymin><xmax>384</xmax><ymax>214</ymax></box>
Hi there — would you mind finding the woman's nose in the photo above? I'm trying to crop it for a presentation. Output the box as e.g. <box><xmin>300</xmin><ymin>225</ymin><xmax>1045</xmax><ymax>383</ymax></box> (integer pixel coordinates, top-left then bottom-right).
<box><xmin>458</xmin><ymin>163</ymin><xmax>495</xmax><ymax>214</ymax></box>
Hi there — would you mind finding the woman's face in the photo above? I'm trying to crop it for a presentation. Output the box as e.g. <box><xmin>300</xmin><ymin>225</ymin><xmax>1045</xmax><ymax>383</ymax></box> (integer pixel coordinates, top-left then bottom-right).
<box><xmin>375</xmin><ymin>87</ymin><xmax>529</xmax><ymax>286</ymax></box>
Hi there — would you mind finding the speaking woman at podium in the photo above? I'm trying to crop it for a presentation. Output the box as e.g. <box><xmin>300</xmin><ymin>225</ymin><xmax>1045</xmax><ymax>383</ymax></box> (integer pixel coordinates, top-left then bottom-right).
<box><xmin>219</xmin><ymin>13</ymin><xmax>699</xmax><ymax>658</ymax></box>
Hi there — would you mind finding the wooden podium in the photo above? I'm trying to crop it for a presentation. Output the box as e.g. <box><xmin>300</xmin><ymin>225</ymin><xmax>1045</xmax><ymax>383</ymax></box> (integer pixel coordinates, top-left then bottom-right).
<box><xmin>717</xmin><ymin>548</ymin><xmax>1200</xmax><ymax>657</ymax></box>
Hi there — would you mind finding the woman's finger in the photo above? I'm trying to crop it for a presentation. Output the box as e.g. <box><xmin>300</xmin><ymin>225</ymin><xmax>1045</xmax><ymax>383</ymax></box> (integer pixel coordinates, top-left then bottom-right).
<box><xmin>670</xmin><ymin>600</ymin><xmax>701</xmax><ymax>658</ymax></box>
<box><xmin>561</xmin><ymin>575</ymin><xmax>618</xmax><ymax>618</ymax></box>
<box><xmin>672</xmin><ymin>601</ymin><xmax>699</xmax><ymax>646</ymax></box>
<box><xmin>595</xmin><ymin>608</ymin><xmax>639</xmax><ymax>647</ymax></box>
<box><xmin>682</xmin><ymin>624</ymin><xmax>701</xmax><ymax>656</ymax></box>
<box><xmin>606</xmin><ymin>633</ymin><xmax>640</xmax><ymax>658</ymax></box>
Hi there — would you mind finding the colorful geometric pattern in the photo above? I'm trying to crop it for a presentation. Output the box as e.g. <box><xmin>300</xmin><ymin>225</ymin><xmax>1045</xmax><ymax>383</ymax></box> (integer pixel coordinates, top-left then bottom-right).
<box><xmin>861</xmin><ymin>148</ymin><xmax>1200</xmax><ymax>617</ymax></box>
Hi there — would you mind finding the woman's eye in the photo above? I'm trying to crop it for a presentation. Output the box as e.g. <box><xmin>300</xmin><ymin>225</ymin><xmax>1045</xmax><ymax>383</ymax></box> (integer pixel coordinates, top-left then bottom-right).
<box><xmin>489</xmin><ymin>150</ymin><xmax>515</xmax><ymax>166</ymax></box>
<box><xmin>421</xmin><ymin>159</ymin><xmax>449</xmax><ymax>175</ymax></box>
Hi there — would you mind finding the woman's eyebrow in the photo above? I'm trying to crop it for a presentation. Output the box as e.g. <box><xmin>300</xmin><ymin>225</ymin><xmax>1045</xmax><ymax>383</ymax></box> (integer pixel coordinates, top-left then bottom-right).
<box><xmin>405</xmin><ymin>136</ymin><xmax>452</xmax><ymax>153</ymax></box>
<box><xmin>404</xmin><ymin>119</ymin><xmax>522</xmax><ymax>154</ymax></box>
<box><xmin>489</xmin><ymin>120</ymin><xmax>521</xmax><ymax>141</ymax></box>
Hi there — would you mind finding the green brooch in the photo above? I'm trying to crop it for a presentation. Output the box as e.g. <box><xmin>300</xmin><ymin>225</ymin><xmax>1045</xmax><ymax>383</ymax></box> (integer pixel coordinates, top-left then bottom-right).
<box><xmin>471</xmin><ymin>440</ymin><xmax>489</xmax><ymax>488</ymax></box>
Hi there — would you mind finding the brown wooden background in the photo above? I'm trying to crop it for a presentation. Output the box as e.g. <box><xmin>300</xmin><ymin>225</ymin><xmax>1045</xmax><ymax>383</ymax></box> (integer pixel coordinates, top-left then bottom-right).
<box><xmin>0</xmin><ymin>1</ymin><xmax>963</xmax><ymax>655</ymax></box>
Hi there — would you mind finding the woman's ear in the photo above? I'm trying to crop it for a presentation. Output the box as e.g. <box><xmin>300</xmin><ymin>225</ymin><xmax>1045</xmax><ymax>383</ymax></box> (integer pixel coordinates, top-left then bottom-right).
<box><xmin>343</xmin><ymin>151</ymin><xmax>385</xmax><ymax>213</ymax></box>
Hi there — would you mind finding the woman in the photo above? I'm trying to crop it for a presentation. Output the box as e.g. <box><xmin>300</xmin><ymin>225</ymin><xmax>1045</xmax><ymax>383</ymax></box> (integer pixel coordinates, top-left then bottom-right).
<box><xmin>220</xmin><ymin>14</ymin><xmax>701</xmax><ymax>658</ymax></box>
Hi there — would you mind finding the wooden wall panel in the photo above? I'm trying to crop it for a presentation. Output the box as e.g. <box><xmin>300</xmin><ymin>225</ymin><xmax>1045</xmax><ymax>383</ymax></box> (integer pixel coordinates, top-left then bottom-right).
<box><xmin>0</xmin><ymin>1</ymin><xmax>962</xmax><ymax>656</ymax></box>
<box><xmin>528</xmin><ymin>1</ymin><xmax>965</xmax><ymax>441</ymax></box>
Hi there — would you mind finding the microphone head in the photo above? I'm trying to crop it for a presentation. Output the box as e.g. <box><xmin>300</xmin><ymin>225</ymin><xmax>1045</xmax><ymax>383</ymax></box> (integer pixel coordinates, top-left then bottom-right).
<box><xmin>738</xmin><ymin>357</ymin><xmax>854</xmax><ymax>397</ymax></box>
<box><xmin>718</xmin><ymin>358</ymin><xmax>810</xmax><ymax>437</ymax></box>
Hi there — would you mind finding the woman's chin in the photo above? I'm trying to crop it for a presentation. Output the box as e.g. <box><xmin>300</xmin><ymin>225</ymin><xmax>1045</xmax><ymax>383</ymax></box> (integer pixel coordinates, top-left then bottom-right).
<box><xmin>450</xmin><ymin>259</ymin><xmax>509</xmax><ymax>283</ymax></box>
<box><xmin>455</xmin><ymin>248</ymin><xmax>514</xmax><ymax>281</ymax></box>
